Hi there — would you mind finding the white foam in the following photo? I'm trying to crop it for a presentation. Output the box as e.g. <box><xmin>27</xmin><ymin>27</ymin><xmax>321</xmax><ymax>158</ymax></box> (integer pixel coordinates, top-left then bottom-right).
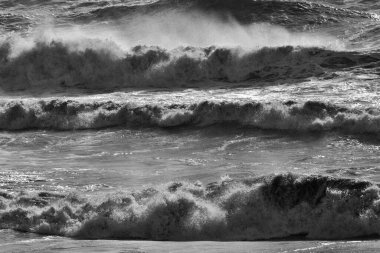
<box><xmin>0</xmin><ymin>174</ymin><xmax>379</xmax><ymax>240</ymax></box>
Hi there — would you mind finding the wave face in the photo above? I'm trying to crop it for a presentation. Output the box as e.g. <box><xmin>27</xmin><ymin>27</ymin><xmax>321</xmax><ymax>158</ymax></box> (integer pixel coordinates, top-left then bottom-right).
<box><xmin>0</xmin><ymin>173</ymin><xmax>379</xmax><ymax>240</ymax></box>
<box><xmin>2</xmin><ymin>41</ymin><xmax>380</xmax><ymax>92</ymax></box>
<box><xmin>1</xmin><ymin>98</ymin><xmax>380</xmax><ymax>134</ymax></box>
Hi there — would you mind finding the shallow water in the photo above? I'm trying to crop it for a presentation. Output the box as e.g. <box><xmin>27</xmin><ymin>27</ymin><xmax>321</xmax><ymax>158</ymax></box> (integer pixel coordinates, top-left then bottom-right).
<box><xmin>1</xmin><ymin>230</ymin><xmax>380</xmax><ymax>253</ymax></box>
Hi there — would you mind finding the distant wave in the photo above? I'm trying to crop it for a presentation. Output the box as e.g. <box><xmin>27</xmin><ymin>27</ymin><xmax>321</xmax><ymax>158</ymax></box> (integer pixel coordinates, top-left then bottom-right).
<box><xmin>67</xmin><ymin>0</ymin><xmax>377</xmax><ymax>27</ymax></box>
<box><xmin>1</xmin><ymin>98</ymin><xmax>380</xmax><ymax>133</ymax></box>
<box><xmin>0</xmin><ymin>12</ymin><xmax>31</xmax><ymax>32</ymax></box>
<box><xmin>0</xmin><ymin>0</ymin><xmax>373</xmax><ymax>37</ymax></box>
<box><xmin>1</xmin><ymin>41</ymin><xmax>379</xmax><ymax>92</ymax></box>
<box><xmin>1</xmin><ymin>173</ymin><xmax>379</xmax><ymax>240</ymax></box>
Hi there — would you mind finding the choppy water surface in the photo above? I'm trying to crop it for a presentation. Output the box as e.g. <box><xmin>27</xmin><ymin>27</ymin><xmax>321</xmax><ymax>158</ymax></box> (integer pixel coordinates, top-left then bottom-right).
<box><xmin>1</xmin><ymin>0</ymin><xmax>380</xmax><ymax>252</ymax></box>
<box><xmin>2</xmin><ymin>127</ymin><xmax>380</xmax><ymax>192</ymax></box>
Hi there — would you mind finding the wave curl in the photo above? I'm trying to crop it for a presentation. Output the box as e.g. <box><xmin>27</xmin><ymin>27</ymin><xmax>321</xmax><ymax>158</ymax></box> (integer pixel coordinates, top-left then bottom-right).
<box><xmin>1</xmin><ymin>40</ymin><xmax>378</xmax><ymax>92</ymax></box>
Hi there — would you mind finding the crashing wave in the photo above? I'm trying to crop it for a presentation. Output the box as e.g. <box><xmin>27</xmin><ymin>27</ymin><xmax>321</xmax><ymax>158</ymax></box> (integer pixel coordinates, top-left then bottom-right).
<box><xmin>1</xmin><ymin>98</ymin><xmax>380</xmax><ymax>133</ymax></box>
<box><xmin>0</xmin><ymin>41</ymin><xmax>379</xmax><ymax>91</ymax></box>
<box><xmin>0</xmin><ymin>173</ymin><xmax>379</xmax><ymax>240</ymax></box>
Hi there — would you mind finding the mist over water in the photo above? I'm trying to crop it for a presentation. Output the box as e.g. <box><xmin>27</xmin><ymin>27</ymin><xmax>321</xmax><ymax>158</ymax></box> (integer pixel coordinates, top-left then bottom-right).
<box><xmin>3</xmin><ymin>9</ymin><xmax>343</xmax><ymax>56</ymax></box>
<box><xmin>53</xmin><ymin>11</ymin><xmax>341</xmax><ymax>50</ymax></box>
<box><xmin>0</xmin><ymin>10</ymin><xmax>349</xmax><ymax>92</ymax></box>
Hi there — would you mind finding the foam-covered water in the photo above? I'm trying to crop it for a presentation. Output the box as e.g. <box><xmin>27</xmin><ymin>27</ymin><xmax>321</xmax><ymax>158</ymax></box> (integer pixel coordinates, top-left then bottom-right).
<box><xmin>1</xmin><ymin>0</ymin><xmax>380</xmax><ymax>252</ymax></box>
<box><xmin>1</xmin><ymin>173</ymin><xmax>380</xmax><ymax>240</ymax></box>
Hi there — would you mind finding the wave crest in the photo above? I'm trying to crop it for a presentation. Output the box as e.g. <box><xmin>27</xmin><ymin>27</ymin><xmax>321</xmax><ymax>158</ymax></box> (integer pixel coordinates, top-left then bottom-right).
<box><xmin>1</xmin><ymin>173</ymin><xmax>379</xmax><ymax>240</ymax></box>
<box><xmin>1</xmin><ymin>98</ymin><xmax>380</xmax><ymax>134</ymax></box>
<box><xmin>1</xmin><ymin>40</ymin><xmax>378</xmax><ymax>91</ymax></box>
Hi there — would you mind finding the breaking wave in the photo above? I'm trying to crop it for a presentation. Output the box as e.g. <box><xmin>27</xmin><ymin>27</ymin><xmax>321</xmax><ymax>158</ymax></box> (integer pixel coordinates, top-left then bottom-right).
<box><xmin>0</xmin><ymin>173</ymin><xmax>379</xmax><ymax>240</ymax></box>
<box><xmin>1</xmin><ymin>40</ymin><xmax>379</xmax><ymax>92</ymax></box>
<box><xmin>1</xmin><ymin>98</ymin><xmax>380</xmax><ymax>133</ymax></box>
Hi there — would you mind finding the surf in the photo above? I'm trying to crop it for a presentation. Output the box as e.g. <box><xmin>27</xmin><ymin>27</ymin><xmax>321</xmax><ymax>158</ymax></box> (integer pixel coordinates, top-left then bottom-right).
<box><xmin>1</xmin><ymin>173</ymin><xmax>379</xmax><ymax>240</ymax></box>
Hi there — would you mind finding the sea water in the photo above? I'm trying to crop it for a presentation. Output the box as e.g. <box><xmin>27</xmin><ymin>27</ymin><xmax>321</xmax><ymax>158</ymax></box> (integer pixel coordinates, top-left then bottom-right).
<box><xmin>1</xmin><ymin>0</ymin><xmax>380</xmax><ymax>252</ymax></box>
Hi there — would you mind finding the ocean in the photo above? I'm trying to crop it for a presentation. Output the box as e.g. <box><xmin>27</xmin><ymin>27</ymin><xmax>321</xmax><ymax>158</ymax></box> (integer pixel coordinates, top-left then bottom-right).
<box><xmin>1</xmin><ymin>0</ymin><xmax>380</xmax><ymax>252</ymax></box>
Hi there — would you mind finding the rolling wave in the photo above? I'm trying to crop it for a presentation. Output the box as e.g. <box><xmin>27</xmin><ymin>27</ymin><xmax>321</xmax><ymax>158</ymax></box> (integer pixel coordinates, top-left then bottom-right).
<box><xmin>1</xmin><ymin>173</ymin><xmax>379</xmax><ymax>240</ymax></box>
<box><xmin>1</xmin><ymin>98</ymin><xmax>380</xmax><ymax>133</ymax></box>
<box><xmin>1</xmin><ymin>40</ymin><xmax>379</xmax><ymax>92</ymax></box>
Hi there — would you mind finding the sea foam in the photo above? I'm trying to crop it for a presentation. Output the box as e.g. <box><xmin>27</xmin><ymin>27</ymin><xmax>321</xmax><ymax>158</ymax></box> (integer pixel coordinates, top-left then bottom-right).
<box><xmin>1</xmin><ymin>173</ymin><xmax>379</xmax><ymax>240</ymax></box>
<box><xmin>1</xmin><ymin>98</ymin><xmax>380</xmax><ymax>134</ymax></box>
<box><xmin>1</xmin><ymin>40</ymin><xmax>377</xmax><ymax>92</ymax></box>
